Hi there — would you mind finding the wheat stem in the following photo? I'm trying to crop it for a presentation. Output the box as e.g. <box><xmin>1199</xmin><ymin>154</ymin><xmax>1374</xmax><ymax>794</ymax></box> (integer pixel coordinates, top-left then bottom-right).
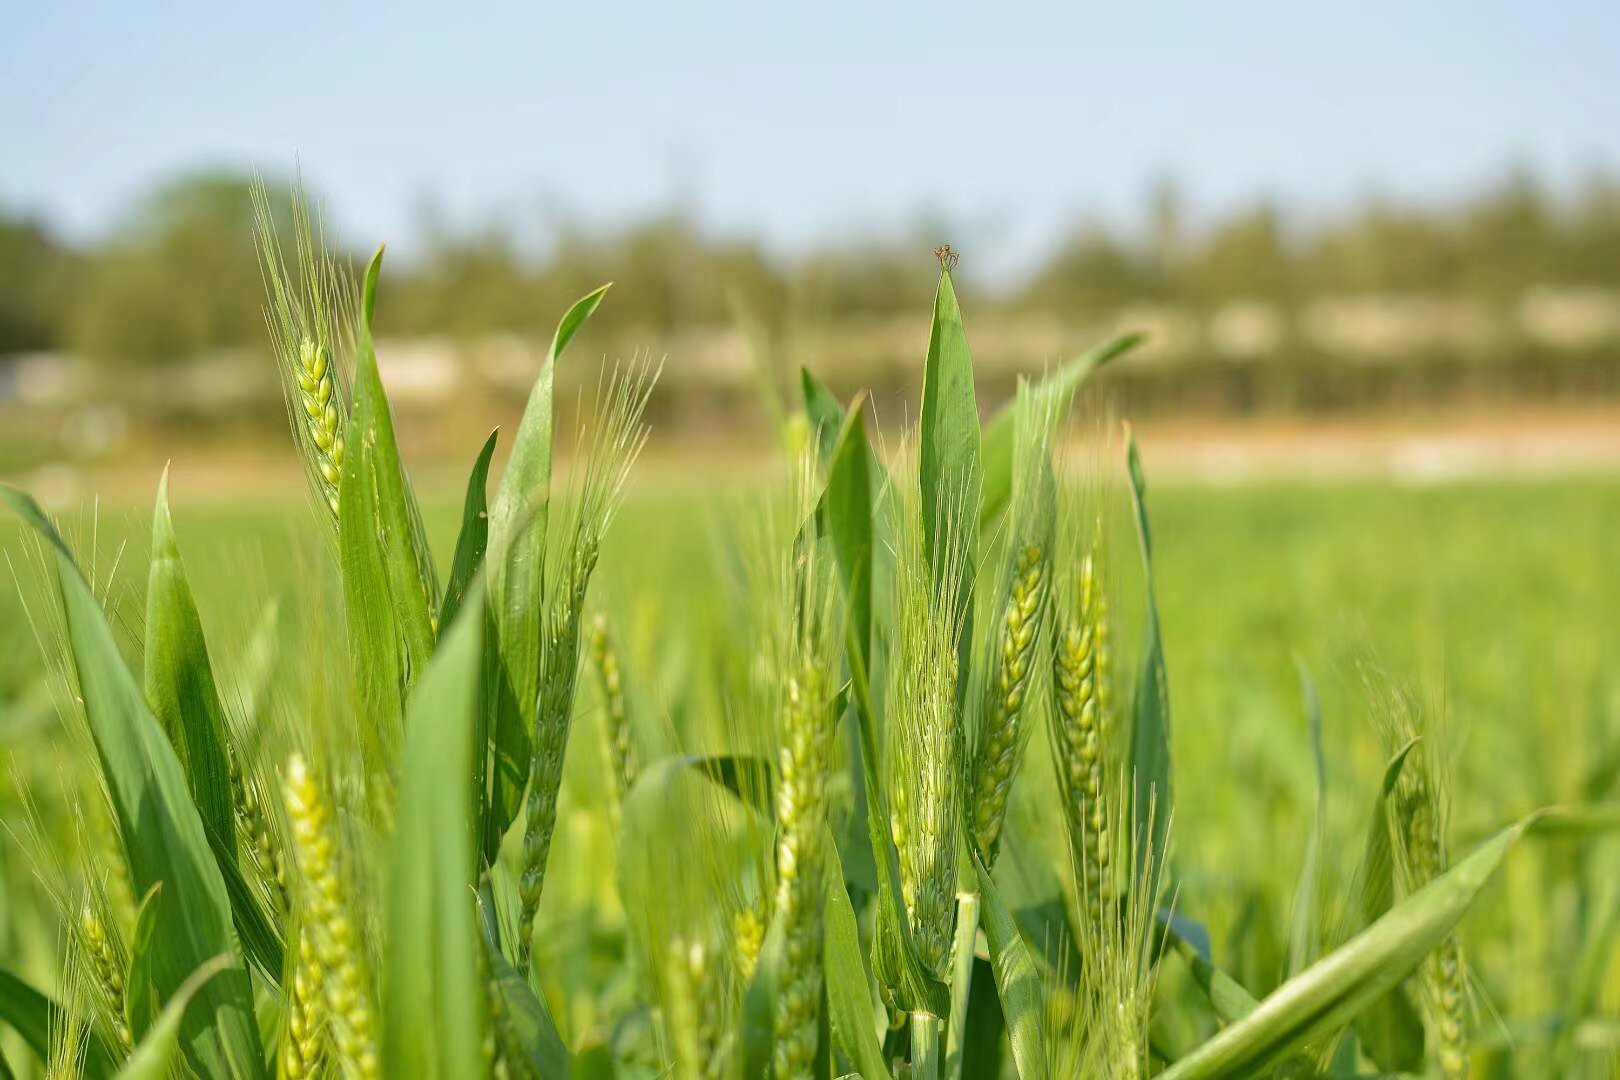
<box><xmin>911</xmin><ymin>1010</ymin><xmax>943</xmax><ymax>1080</ymax></box>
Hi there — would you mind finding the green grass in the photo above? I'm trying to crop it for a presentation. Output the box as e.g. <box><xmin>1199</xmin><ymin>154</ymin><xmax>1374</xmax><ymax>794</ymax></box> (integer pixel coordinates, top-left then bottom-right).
<box><xmin>2</xmin><ymin>236</ymin><xmax>1617</xmax><ymax>1078</ymax></box>
<box><xmin>5</xmin><ymin>475</ymin><xmax>1615</xmax><ymax>1057</ymax></box>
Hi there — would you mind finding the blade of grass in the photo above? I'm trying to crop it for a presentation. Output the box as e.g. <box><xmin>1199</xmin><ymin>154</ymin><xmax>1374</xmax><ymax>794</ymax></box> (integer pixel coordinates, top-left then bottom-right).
<box><xmin>1288</xmin><ymin>664</ymin><xmax>1326</xmax><ymax>977</ymax></box>
<box><xmin>919</xmin><ymin>266</ymin><xmax>982</xmax><ymax>702</ymax></box>
<box><xmin>979</xmin><ymin>332</ymin><xmax>1143</xmax><ymax>527</ymax></box>
<box><xmin>144</xmin><ymin>472</ymin><xmax>283</xmax><ymax>979</ymax></box>
<box><xmin>1125</xmin><ymin>431</ymin><xmax>1171</xmax><ymax>906</ymax></box>
<box><xmin>2</xmin><ymin>487</ymin><xmax>265</xmax><ymax>1079</ymax></box>
<box><xmin>1161</xmin><ymin>816</ymin><xmax>1537</xmax><ymax>1080</ymax></box>
<box><xmin>825</xmin><ymin>853</ymin><xmax>893</xmax><ymax>1080</ymax></box>
<box><xmin>114</xmin><ymin>956</ymin><xmax>232</xmax><ymax>1080</ymax></box>
<box><xmin>383</xmin><ymin>587</ymin><xmax>487</xmax><ymax>1078</ymax></box>
<box><xmin>439</xmin><ymin>429</ymin><xmax>498</xmax><ymax>633</ymax></box>
<box><xmin>969</xmin><ymin>846</ymin><xmax>1045</xmax><ymax>1080</ymax></box>
<box><xmin>144</xmin><ymin>467</ymin><xmax>234</xmax><ymax>860</ymax></box>
<box><xmin>484</xmin><ymin>284</ymin><xmax>611</xmax><ymax>859</ymax></box>
<box><xmin>338</xmin><ymin>247</ymin><xmax>437</xmax><ymax>764</ymax></box>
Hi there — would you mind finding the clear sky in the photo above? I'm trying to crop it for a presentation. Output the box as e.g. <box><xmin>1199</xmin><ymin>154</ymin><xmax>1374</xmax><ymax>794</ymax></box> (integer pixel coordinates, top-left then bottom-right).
<box><xmin>4</xmin><ymin>1</ymin><xmax>1619</xmax><ymax>272</ymax></box>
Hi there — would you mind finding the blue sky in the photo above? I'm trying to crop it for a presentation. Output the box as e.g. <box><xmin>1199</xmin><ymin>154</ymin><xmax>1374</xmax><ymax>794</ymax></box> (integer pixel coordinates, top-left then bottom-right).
<box><xmin>4</xmin><ymin>1</ymin><xmax>1618</xmax><ymax>272</ymax></box>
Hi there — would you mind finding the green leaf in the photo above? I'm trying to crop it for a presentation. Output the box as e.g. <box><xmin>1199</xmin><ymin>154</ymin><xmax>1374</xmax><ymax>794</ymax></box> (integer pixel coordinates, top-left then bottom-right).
<box><xmin>475</xmin><ymin>881</ymin><xmax>570</xmax><ymax>1079</ymax></box>
<box><xmin>1125</xmin><ymin>433</ymin><xmax>1172</xmax><ymax>904</ymax></box>
<box><xmin>1</xmin><ymin>487</ymin><xmax>265</xmax><ymax>1079</ymax></box>
<box><xmin>114</xmin><ymin>956</ymin><xmax>233</xmax><ymax>1080</ymax></box>
<box><xmin>825</xmin><ymin>846</ymin><xmax>892</xmax><ymax>1080</ymax></box>
<box><xmin>124</xmin><ymin>884</ymin><xmax>164</xmax><ymax>1040</ymax></box>
<box><xmin>919</xmin><ymin>268</ymin><xmax>982</xmax><ymax>699</ymax></box>
<box><xmin>485</xmin><ymin>284</ymin><xmax>611</xmax><ymax>859</ymax></box>
<box><xmin>970</xmin><ymin>848</ymin><xmax>1045</xmax><ymax>1080</ymax></box>
<box><xmin>0</xmin><ymin>968</ymin><xmax>113</xmax><ymax>1076</ymax></box>
<box><xmin>1158</xmin><ymin>912</ymin><xmax>1261</xmax><ymax>1024</ymax></box>
<box><xmin>440</xmin><ymin>429</ymin><xmax>498</xmax><ymax>633</ymax></box>
<box><xmin>384</xmin><ymin>590</ymin><xmax>487</xmax><ymax>1078</ymax></box>
<box><xmin>1288</xmin><ymin>665</ymin><xmax>1326</xmax><ymax>977</ymax></box>
<box><xmin>1160</xmin><ymin>817</ymin><xmax>1535</xmax><ymax>1079</ymax></box>
<box><xmin>1353</xmin><ymin>738</ymin><xmax>1425</xmax><ymax>1073</ymax></box>
<box><xmin>143</xmin><ymin>472</ymin><xmax>284</xmax><ymax>980</ymax></box>
<box><xmin>824</xmin><ymin>396</ymin><xmax>874</xmax><ymax>667</ymax></box>
<box><xmin>979</xmin><ymin>332</ymin><xmax>1143</xmax><ymax>528</ymax></box>
<box><xmin>144</xmin><ymin>467</ymin><xmax>235</xmax><ymax>859</ymax></box>
<box><xmin>339</xmin><ymin>246</ymin><xmax>438</xmax><ymax>764</ymax></box>
<box><xmin>801</xmin><ymin>366</ymin><xmax>847</xmax><ymax>463</ymax></box>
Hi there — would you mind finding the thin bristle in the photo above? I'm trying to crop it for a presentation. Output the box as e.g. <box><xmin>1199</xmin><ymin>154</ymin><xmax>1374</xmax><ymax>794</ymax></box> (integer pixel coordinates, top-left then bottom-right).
<box><xmin>252</xmin><ymin>177</ymin><xmax>359</xmax><ymax>529</ymax></box>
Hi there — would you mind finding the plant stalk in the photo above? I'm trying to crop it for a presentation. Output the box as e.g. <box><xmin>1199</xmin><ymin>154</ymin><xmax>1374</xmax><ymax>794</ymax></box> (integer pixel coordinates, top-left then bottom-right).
<box><xmin>944</xmin><ymin>890</ymin><xmax>981</xmax><ymax>1080</ymax></box>
<box><xmin>911</xmin><ymin>1010</ymin><xmax>943</xmax><ymax>1080</ymax></box>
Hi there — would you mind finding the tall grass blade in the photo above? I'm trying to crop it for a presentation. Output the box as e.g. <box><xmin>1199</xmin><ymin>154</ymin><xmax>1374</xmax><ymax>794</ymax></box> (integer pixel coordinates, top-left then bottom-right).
<box><xmin>143</xmin><ymin>474</ymin><xmax>284</xmax><ymax>978</ymax></box>
<box><xmin>919</xmin><ymin>265</ymin><xmax>982</xmax><ymax>699</ymax></box>
<box><xmin>338</xmin><ymin>247</ymin><xmax>437</xmax><ymax>765</ymax></box>
<box><xmin>1288</xmin><ymin>665</ymin><xmax>1326</xmax><ymax>977</ymax></box>
<box><xmin>824</xmin><ymin>853</ymin><xmax>892</xmax><ymax>1080</ymax></box>
<box><xmin>383</xmin><ymin>589</ymin><xmax>486</xmax><ymax>1078</ymax></box>
<box><xmin>2</xmin><ymin>488</ymin><xmax>265</xmax><ymax>1078</ymax></box>
<box><xmin>113</xmin><ymin>956</ymin><xmax>231</xmax><ymax>1080</ymax></box>
<box><xmin>1160</xmin><ymin>817</ymin><xmax>1536</xmax><ymax>1079</ymax></box>
<box><xmin>1124</xmin><ymin>432</ymin><xmax>1171</xmax><ymax>906</ymax></box>
<box><xmin>970</xmin><ymin>848</ymin><xmax>1045</xmax><ymax>1080</ymax></box>
<box><xmin>485</xmin><ymin>283</ymin><xmax>611</xmax><ymax>858</ymax></box>
<box><xmin>143</xmin><ymin>468</ymin><xmax>235</xmax><ymax>860</ymax></box>
<box><xmin>979</xmin><ymin>331</ymin><xmax>1143</xmax><ymax>527</ymax></box>
<box><xmin>439</xmin><ymin>429</ymin><xmax>498</xmax><ymax>633</ymax></box>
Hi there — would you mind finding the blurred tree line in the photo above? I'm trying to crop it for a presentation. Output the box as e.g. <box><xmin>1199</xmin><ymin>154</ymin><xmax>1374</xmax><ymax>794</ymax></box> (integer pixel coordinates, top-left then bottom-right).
<box><xmin>5</xmin><ymin>165</ymin><xmax>1620</xmax><ymax>364</ymax></box>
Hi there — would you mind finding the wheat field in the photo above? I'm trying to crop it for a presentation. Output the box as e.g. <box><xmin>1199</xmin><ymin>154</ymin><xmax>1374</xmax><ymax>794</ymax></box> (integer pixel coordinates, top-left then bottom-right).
<box><xmin>0</xmin><ymin>212</ymin><xmax>1617</xmax><ymax>1080</ymax></box>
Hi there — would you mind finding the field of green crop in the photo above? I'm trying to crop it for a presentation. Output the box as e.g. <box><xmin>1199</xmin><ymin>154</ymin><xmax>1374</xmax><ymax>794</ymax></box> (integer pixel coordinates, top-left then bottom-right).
<box><xmin>1</xmin><ymin>208</ymin><xmax>1617</xmax><ymax>1080</ymax></box>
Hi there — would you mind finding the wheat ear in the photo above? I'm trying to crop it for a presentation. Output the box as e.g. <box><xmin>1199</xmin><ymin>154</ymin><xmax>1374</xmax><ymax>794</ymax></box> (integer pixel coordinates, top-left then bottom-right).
<box><xmin>515</xmin><ymin>361</ymin><xmax>655</xmax><ymax>964</ymax></box>
<box><xmin>284</xmin><ymin>753</ymin><xmax>378</xmax><ymax>1080</ymax></box>
<box><xmin>1050</xmin><ymin>548</ymin><xmax>1114</xmax><ymax>937</ymax></box>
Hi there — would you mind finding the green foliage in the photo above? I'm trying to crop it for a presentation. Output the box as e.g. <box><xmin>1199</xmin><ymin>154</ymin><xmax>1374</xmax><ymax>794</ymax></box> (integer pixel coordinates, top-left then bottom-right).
<box><xmin>3</xmin><ymin>202</ymin><xmax>1613</xmax><ymax>1080</ymax></box>
<box><xmin>0</xmin><ymin>490</ymin><xmax>264</xmax><ymax>1078</ymax></box>
<box><xmin>383</xmin><ymin>593</ymin><xmax>486</xmax><ymax>1078</ymax></box>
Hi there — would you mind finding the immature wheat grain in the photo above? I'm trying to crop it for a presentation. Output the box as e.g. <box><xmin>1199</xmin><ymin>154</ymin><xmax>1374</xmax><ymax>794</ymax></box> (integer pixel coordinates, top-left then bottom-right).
<box><xmin>228</xmin><ymin>743</ymin><xmax>288</xmax><ymax>911</ymax></box>
<box><xmin>282</xmin><ymin>928</ymin><xmax>325</xmax><ymax>1079</ymax></box>
<box><xmin>284</xmin><ymin>753</ymin><xmax>378</xmax><ymax>1080</ymax></box>
<box><xmin>969</xmin><ymin>539</ymin><xmax>1048</xmax><ymax>862</ymax></box>
<box><xmin>1050</xmin><ymin>549</ymin><xmax>1113</xmax><ymax>935</ymax></box>
<box><xmin>294</xmin><ymin>339</ymin><xmax>346</xmax><ymax>517</ymax></box>
<box><xmin>771</xmin><ymin>656</ymin><xmax>837</xmax><ymax>1080</ymax></box>
<box><xmin>1399</xmin><ymin>774</ymin><xmax>1469</xmax><ymax>1080</ymax></box>
<box><xmin>76</xmin><ymin>902</ymin><xmax>132</xmax><ymax>1053</ymax></box>
<box><xmin>589</xmin><ymin>613</ymin><xmax>637</xmax><ymax>797</ymax></box>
